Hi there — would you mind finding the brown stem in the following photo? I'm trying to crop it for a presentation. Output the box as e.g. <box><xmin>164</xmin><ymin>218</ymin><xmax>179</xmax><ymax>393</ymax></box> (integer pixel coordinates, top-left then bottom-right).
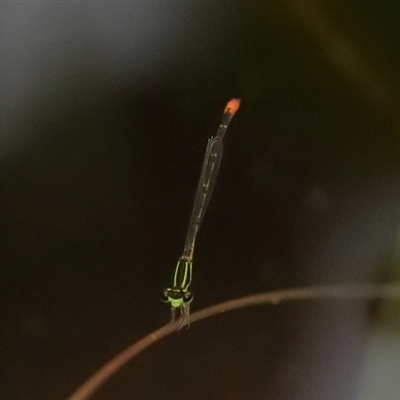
<box><xmin>67</xmin><ymin>283</ymin><xmax>400</xmax><ymax>400</ymax></box>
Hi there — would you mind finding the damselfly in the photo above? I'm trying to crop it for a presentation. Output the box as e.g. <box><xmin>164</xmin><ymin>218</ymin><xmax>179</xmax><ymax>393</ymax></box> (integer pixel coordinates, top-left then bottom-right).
<box><xmin>161</xmin><ymin>98</ymin><xmax>240</xmax><ymax>327</ymax></box>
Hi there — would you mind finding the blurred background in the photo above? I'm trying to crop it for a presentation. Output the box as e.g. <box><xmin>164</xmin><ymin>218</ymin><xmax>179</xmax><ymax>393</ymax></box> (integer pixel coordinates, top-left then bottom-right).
<box><xmin>1</xmin><ymin>2</ymin><xmax>400</xmax><ymax>399</ymax></box>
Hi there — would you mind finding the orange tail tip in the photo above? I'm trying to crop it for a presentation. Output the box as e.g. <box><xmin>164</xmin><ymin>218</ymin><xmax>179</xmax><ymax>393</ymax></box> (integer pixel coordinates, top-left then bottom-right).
<box><xmin>224</xmin><ymin>98</ymin><xmax>241</xmax><ymax>115</ymax></box>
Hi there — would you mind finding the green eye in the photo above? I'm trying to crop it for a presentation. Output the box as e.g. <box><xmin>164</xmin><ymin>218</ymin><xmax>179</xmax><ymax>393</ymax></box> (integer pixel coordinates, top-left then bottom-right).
<box><xmin>160</xmin><ymin>289</ymin><xmax>170</xmax><ymax>303</ymax></box>
<box><xmin>183</xmin><ymin>291</ymin><xmax>193</xmax><ymax>303</ymax></box>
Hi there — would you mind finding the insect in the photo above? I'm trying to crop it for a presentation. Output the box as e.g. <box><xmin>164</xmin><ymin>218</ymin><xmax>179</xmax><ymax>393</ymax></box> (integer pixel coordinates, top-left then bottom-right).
<box><xmin>161</xmin><ymin>98</ymin><xmax>240</xmax><ymax>327</ymax></box>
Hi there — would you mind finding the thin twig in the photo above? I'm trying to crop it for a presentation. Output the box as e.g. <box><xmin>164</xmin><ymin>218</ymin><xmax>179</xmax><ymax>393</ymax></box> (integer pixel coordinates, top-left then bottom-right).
<box><xmin>67</xmin><ymin>283</ymin><xmax>400</xmax><ymax>400</ymax></box>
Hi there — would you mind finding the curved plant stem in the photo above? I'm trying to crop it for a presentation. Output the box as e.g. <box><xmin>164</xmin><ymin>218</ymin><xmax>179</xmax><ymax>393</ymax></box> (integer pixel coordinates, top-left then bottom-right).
<box><xmin>66</xmin><ymin>283</ymin><xmax>400</xmax><ymax>400</ymax></box>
